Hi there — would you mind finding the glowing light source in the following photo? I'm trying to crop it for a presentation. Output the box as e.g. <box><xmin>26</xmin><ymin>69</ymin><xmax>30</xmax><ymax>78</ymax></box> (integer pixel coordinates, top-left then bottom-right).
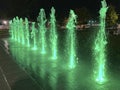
<box><xmin>3</xmin><ymin>20</ymin><xmax>7</xmax><ymax>25</ymax></box>
<box><xmin>32</xmin><ymin>47</ymin><xmax>37</xmax><ymax>50</ymax></box>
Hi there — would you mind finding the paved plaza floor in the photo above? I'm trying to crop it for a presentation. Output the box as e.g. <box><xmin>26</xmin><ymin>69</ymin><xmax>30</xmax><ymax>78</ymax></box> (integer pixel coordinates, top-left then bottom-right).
<box><xmin>0</xmin><ymin>31</ymin><xmax>41</xmax><ymax>90</ymax></box>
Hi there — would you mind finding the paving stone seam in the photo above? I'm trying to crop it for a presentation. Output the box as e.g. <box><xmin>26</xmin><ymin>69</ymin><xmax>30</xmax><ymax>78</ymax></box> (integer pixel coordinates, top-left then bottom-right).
<box><xmin>0</xmin><ymin>67</ymin><xmax>11</xmax><ymax>90</ymax></box>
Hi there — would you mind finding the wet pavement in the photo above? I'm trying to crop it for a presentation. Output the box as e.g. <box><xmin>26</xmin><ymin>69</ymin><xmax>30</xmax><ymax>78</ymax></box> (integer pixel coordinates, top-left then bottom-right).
<box><xmin>0</xmin><ymin>31</ymin><xmax>41</xmax><ymax>90</ymax></box>
<box><xmin>0</xmin><ymin>30</ymin><xmax>120</xmax><ymax>90</ymax></box>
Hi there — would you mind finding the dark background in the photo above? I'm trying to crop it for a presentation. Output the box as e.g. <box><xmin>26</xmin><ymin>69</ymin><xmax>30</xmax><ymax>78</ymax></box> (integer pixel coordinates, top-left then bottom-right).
<box><xmin>0</xmin><ymin>0</ymin><xmax>120</xmax><ymax>20</ymax></box>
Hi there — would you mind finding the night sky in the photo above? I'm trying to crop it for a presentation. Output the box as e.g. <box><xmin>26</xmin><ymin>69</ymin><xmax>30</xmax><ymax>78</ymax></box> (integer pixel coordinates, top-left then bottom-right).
<box><xmin>0</xmin><ymin>0</ymin><xmax>120</xmax><ymax>20</ymax></box>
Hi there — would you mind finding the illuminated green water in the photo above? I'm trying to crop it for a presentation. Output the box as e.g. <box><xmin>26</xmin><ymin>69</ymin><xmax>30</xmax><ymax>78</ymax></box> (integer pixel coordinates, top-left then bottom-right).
<box><xmin>66</xmin><ymin>10</ymin><xmax>77</xmax><ymax>69</ymax></box>
<box><xmin>13</xmin><ymin>18</ymin><xmax>17</xmax><ymax>41</ymax></box>
<box><xmin>9</xmin><ymin>17</ymin><xmax>26</xmax><ymax>45</ymax></box>
<box><xmin>9</xmin><ymin>20</ymin><xmax>14</xmax><ymax>39</ymax></box>
<box><xmin>49</xmin><ymin>7</ymin><xmax>57</xmax><ymax>59</ymax></box>
<box><xmin>37</xmin><ymin>8</ymin><xmax>47</xmax><ymax>54</ymax></box>
<box><xmin>20</xmin><ymin>18</ymin><xmax>25</xmax><ymax>45</ymax></box>
<box><xmin>25</xmin><ymin>18</ymin><xmax>30</xmax><ymax>47</ymax></box>
<box><xmin>31</xmin><ymin>22</ymin><xmax>37</xmax><ymax>50</ymax></box>
<box><xmin>8</xmin><ymin>5</ymin><xmax>120</xmax><ymax>90</ymax></box>
<box><xmin>93</xmin><ymin>0</ymin><xmax>108</xmax><ymax>84</ymax></box>
<box><xmin>16</xmin><ymin>17</ymin><xmax>20</xmax><ymax>43</ymax></box>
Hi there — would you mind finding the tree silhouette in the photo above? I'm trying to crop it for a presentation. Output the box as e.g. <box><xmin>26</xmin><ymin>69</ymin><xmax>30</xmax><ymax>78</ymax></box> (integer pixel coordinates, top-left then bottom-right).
<box><xmin>75</xmin><ymin>7</ymin><xmax>91</xmax><ymax>24</ymax></box>
<box><xmin>106</xmin><ymin>5</ymin><xmax>118</xmax><ymax>27</ymax></box>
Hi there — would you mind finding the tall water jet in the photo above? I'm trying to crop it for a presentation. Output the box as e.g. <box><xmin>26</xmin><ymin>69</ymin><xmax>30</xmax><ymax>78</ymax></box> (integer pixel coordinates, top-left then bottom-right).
<box><xmin>20</xmin><ymin>18</ymin><xmax>25</xmax><ymax>45</ymax></box>
<box><xmin>16</xmin><ymin>17</ymin><xmax>20</xmax><ymax>43</ymax></box>
<box><xmin>10</xmin><ymin>19</ymin><xmax>16</xmax><ymax>40</ymax></box>
<box><xmin>49</xmin><ymin>7</ymin><xmax>57</xmax><ymax>59</ymax></box>
<box><xmin>31</xmin><ymin>22</ymin><xmax>37</xmax><ymax>50</ymax></box>
<box><xmin>9</xmin><ymin>20</ymin><xmax>14</xmax><ymax>40</ymax></box>
<box><xmin>37</xmin><ymin>8</ymin><xmax>47</xmax><ymax>54</ymax></box>
<box><xmin>66</xmin><ymin>10</ymin><xmax>77</xmax><ymax>69</ymax></box>
<box><xmin>25</xmin><ymin>18</ymin><xmax>30</xmax><ymax>47</ymax></box>
<box><xmin>13</xmin><ymin>18</ymin><xmax>17</xmax><ymax>41</ymax></box>
<box><xmin>93</xmin><ymin>0</ymin><xmax>108</xmax><ymax>83</ymax></box>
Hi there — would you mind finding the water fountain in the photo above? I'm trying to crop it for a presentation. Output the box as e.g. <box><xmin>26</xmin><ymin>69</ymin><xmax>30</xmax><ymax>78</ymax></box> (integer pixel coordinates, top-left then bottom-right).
<box><xmin>31</xmin><ymin>22</ymin><xmax>37</xmax><ymax>50</ymax></box>
<box><xmin>49</xmin><ymin>7</ymin><xmax>58</xmax><ymax>59</ymax></box>
<box><xmin>13</xmin><ymin>18</ymin><xmax>17</xmax><ymax>41</ymax></box>
<box><xmin>9</xmin><ymin>20</ymin><xmax>13</xmax><ymax>39</ymax></box>
<box><xmin>37</xmin><ymin>8</ymin><xmax>47</xmax><ymax>54</ymax></box>
<box><xmin>8</xmin><ymin>1</ymin><xmax>120</xmax><ymax>89</ymax></box>
<box><xmin>25</xmin><ymin>18</ymin><xmax>30</xmax><ymax>47</ymax></box>
<box><xmin>20</xmin><ymin>18</ymin><xmax>25</xmax><ymax>45</ymax></box>
<box><xmin>93</xmin><ymin>0</ymin><xmax>108</xmax><ymax>84</ymax></box>
<box><xmin>10</xmin><ymin>17</ymin><xmax>25</xmax><ymax>44</ymax></box>
<box><xmin>66</xmin><ymin>10</ymin><xmax>77</xmax><ymax>68</ymax></box>
<box><xmin>16</xmin><ymin>17</ymin><xmax>20</xmax><ymax>43</ymax></box>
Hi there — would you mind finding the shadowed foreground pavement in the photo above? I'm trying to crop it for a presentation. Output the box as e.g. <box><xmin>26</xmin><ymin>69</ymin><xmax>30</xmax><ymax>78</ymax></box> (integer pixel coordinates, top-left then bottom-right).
<box><xmin>0</xmin><ymin>31</ymin><xmax>41</xmax><ymax>90</ymax></box>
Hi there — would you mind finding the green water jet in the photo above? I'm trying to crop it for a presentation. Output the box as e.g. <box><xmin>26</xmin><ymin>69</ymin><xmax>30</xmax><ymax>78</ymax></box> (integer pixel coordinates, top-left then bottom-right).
<box><xmin>20</xmin><ymin>18</ymin><xmax>25</xmax><ymax>45</ymax></box>
<box><xmin>37</xmin><ymin>8</ymin><xmax>47</xmax><ymax>54</ymax></box>
<box><xmin>66</xmin><ymin>10</ymin><xmax>77</xmax><ymax>69</ymax></box>
<box><xmin>93</xmin><ymin>0</ymin><xmax>108</xmax><ymax>84</ymax></box>
<box><xmin>25</xmin><ymin>18</ymin><xmax>30</xmax><ymax>47</ymax></box>
<box><xmin>31</xmin><ymin>22</ymin><xmax>37</xmax><ymax>50</ymax></box>
<box><xmin>49</xmin><ymin>7</ymin><xmax>57</xmax><ymax>59</ymax></box>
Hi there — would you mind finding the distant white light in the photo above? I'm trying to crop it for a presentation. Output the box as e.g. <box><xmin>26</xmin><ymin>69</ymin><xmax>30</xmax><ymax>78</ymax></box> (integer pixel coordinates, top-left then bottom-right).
<box><xmin>3</xmin><ymin>20</ymin><xmax>7</xmax><ymax>25</ymax></box>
